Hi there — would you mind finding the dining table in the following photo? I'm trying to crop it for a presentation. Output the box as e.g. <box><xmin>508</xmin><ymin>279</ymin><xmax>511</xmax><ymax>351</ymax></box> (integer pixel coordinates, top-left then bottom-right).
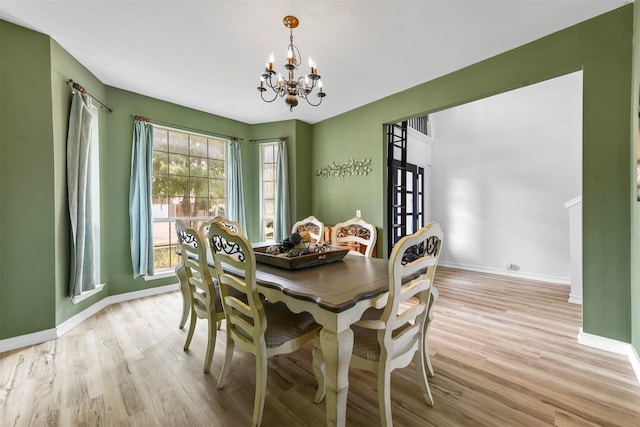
<box><xmin>223</xmin><ymin>249</ymin><xmax>391</xmax><ymax>427</ymax></box>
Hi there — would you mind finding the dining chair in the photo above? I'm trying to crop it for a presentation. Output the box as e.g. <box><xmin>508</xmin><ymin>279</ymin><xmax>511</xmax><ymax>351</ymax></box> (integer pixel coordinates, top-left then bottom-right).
<box><xmin>331</xmin><ymin>216</ymin><xmax>377</xmax><ymax>257</ymax></box>
<box><xmin>291</xmin><ymin>215</ymin><xmax>325</xmax><ymax>243</ymax></box>
<box><xmin>208</xmin><ymin>221</ymin><xmax>322</xmax><ymax>427</ymax></box>
<box><xmin>179</xmin><ymin>224</ymin><xmax>225</xmax><ymax>373</ymax></box>
<box><xmin>316</xmin><ymin>222</ymin><xmax>443</xmax><ymax>426</ymax></box>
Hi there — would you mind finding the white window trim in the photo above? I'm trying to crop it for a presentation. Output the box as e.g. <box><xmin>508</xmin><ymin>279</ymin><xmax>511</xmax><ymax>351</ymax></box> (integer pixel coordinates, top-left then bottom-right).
<box><xmin>72</xmin><ymin>283</ymin><xmax>105</xmax><ymax>304</ymax></box>
<box><xmin>260</xmin><ymin>142</ymin><xmax>278</xmax><ymax>242</ymax></box>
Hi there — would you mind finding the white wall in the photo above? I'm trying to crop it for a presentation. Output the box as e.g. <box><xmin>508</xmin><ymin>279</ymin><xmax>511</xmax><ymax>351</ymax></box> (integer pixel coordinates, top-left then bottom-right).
<box><xmin>429</xmin><ymin>71</ymin><xmax>582</xmax><ymax>282</ymax></box>
<box><xmin>407</xmin><ymin>127</ymin><xmax>433</xmax><ymax>222</ymax></box>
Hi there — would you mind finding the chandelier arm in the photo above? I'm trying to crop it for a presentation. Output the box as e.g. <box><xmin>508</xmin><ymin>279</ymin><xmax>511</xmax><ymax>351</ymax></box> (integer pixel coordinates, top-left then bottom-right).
<box><xmin>305</xmin><ymin>95</ymin><xmax>324</xmax><ymax>107</ymax></box>
<box><xmin>260</xmin><ymin>89</ymin><xmax>280</xmax><ymax>103</ymax></box>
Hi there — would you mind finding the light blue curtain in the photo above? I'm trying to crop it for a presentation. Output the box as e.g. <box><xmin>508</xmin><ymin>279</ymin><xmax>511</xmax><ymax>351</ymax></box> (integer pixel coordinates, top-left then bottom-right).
<box><xmin>274</xmin><ymin>139</ymin><xmax>291</xmax><ymax>242</ymax></box>
<box><xmin>226</xmin><ymin>139</ymin><xmax>247</xmax><ymax>233</ymax></box>
<box><xmin>129</xmin><ymin>120</ymin><xmax>154</xmax><ymax>278</ymax></box>
<box><xmin>67</xmin><ymin>91</ymin><xmax>96</xmax><ymax>296</ymax></box>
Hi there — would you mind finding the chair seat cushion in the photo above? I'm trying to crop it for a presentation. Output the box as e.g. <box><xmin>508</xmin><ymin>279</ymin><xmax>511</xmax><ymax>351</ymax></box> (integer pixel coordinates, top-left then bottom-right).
<box><xmin>262</xmin><ymin>301</ymin><xmax>319</xmax><ymax>348</ymax></box>
<box><xmin>351</xmin><ymin>308</ymin><xmax>411</xmax><ymax>361</ymax></box>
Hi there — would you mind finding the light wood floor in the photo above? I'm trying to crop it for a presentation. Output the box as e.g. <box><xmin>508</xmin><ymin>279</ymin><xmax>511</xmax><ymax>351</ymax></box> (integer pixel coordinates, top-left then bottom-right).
<box><xmin>2</xmin><ymin>267</ymin><xmax>639</xmax><ymax>426</ymax></box>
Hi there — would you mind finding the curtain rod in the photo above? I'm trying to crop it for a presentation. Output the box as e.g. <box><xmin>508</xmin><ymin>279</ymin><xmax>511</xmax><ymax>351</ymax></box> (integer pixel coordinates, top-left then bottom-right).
<box><xmin>132</xmin><ymin>115</ymin><xmax>243</xmax><ymax>141</ymax></box>
<box><xmin>66</xmin><ymin>79</ymin><xmax>113</xmax><ymax>112</ymax></box>
<box><xmin>249</xmin><ymin>136</ymin><xmax>288</xmax><ymax>143</ymax></box>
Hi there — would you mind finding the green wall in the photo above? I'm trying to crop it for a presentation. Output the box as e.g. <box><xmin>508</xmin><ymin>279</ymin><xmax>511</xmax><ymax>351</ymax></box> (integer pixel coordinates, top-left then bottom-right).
<box><xmin>632</xmin><ymin>2</ymin><xmax>640</xmax><ymax>356</ymax></box>
<box><xmin>311</xmin><ymin>6</ymin><xmax>635</xmax><ymax>345</ymax></box>
<box><xmin>0</xmin><ymin>21</ymin><xmax>56</xmax><ymax>337</ymax></box>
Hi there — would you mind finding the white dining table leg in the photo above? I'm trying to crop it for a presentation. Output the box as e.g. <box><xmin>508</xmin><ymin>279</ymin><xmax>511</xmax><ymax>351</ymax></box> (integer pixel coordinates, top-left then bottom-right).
<box><xmin>319</xmin><ymin>326</ymin><xmax>353</xmax><ymax>427</ymax></box>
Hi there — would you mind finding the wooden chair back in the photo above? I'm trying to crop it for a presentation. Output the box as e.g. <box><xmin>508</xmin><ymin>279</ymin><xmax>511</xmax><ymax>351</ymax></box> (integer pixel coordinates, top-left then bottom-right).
<box><xmin>331</xmin><ymin>216</ymin><xmax>377</xmax><ymax>257</ymax></box>
<box><xmin>291</xmin><ymin>215</ymin><xmax>325</xmax><ymax>243</ymax></box>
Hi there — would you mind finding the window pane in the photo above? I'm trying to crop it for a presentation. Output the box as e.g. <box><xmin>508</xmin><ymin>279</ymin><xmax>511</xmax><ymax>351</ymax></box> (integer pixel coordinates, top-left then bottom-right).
<box><xmin>174</xmin><ymin>196</ymin><xmax>192</xmax><ymax>217</ymax></box>
<box><xmin>153</xmin><ymin>200</ymin><xmax>170</xmax><ymax>219</ymax></box>
<box><xmin>264</xmin><ymin>199</ymin><xmax>274</xmax><ymax>216</ymax></box>
<box><xmin>208</xmin><ymin>138</ymin><xmax>225</xmax><ymax>159</ymax></box>
<box><xmin>264</xmin><ymin>145</ymin><xmax>275</xmax><ymax>162</ymax></box>
<box><xmin>211</xmin><ymin>178</ymin><xmax>226</xmax><ymax>198</ymax></box>
<box><xmin>264</xmin><ymin>163</ymin><xmax>275</xmax><ymax>181</ymax></box>
<box><xmin>190</xmin><ymin>135</ymin><xmax>207</xmax><ymax>157</ymax></box>
<box><xmin>153</xmin><ymin>128</ymin><xmax>168</xmax><ymax>151</ymax></box>
<box><xmin>208</xmin><ymin>159</ymin><xmax>225</xmax><ymax>179</ymax></box>
<box><xmin>264</xmin><ymin>219</ymin><xmax>274</xmax><ymax>241</ymax></box>
<box><xmin>209</xmin><ymin>199</ymin><xmax>225</xmax><ymax>217</ymax></box>
<box><xmin>168</xmin><ymin>131</ymin><xmax>189</xmax><ymax>154</ymax></box>
<box><xmin>193</xmin><ymin>197</ymin><xmax>209</xmax><ymax>217</ymax></box>
<box><xmin>190</xmin><ymin>156</ymin><xmax>208</xmax><ymax>177</ymax></box>
<box><xmin>191</xmin><ymin>177</ymin><xmax>208</xmax><ymax>198</ymax></box>
<box><xmin>264</xmin><ymin>181</ymin><xmax>275</xmax><ymax>198</ymax></box>
<box><xmin>152</xmin><ymin>151</ymin><xmax>169</xmax><ymax>175</ymax></box>
<box><xmin>168</xmin><ymin>175</ymin><xmax>188</xmax><ymax>197</ymax></box>
<box><xmin>169</xmin><ymin>153</ymin><xmax>189</xmax><ymax>176</ymax></box>
<box><xmin>153</xmin><ymin>221</ymin><xmax>171</xmax><ymax>249</ymax></box>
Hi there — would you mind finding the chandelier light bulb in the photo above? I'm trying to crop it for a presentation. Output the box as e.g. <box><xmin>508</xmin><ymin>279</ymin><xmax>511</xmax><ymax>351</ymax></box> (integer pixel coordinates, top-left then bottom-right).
<box><xmin>268</xmin><ymin>53</ymin><xmax>274</xmax><ymax>70</ymax></box>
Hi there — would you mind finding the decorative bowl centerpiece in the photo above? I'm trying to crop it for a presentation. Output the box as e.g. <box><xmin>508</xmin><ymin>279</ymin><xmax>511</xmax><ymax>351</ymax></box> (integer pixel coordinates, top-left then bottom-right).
<box><xmin>254</xmin><ymin>232</ymin><xmax>349</xmax><ymax>270</ymax></box>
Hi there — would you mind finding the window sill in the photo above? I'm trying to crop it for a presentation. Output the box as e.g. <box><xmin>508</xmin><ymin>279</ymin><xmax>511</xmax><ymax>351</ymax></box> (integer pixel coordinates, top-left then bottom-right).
<box><xmin>143</xmin><ymin>270</ymin><xmax>176</xmax><ymax>281</ymax></box>
<box><xmin>72</xmin><ymin>283</ymin><xmax>105</xmax><ymax>304</ymax></box>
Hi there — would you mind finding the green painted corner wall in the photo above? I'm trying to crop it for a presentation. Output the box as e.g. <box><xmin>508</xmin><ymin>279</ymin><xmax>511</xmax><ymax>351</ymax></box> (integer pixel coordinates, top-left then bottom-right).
<box><xmin>49</xmin><ymin>39</ymin><xmax>109</xmax><ymax>324</ymax></box>
<box><xmin>0</xmin><ymin>21</ymin><xmax>56</xmax><ymax>336</ymax></box>
<box><xmin>102</xmin><ymin>87</ymin><xmax>253</xmax><ymax>296</ymax></box>
<box><xmin>631</xmin><ymin>2</ymin><xmax>640</xmax><ymax>355</ymax></box>
<box><xmin>311</xmin><ymin>5</ymin><xmax>635</xmax><ymax>345</ymax></box>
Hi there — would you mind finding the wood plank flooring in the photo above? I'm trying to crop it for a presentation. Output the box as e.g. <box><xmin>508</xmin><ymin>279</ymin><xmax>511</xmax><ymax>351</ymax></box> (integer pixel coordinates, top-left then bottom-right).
<box><xmin>1</xmin><ymin>267</ymin><xmax>639</xmax><ymax>426</ymax></box>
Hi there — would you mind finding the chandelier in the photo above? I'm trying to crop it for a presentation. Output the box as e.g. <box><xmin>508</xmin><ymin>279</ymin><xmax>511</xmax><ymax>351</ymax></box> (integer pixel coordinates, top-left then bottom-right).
<box><xmin>257</xmin><ymin>15</ymin><xmax>326</xmax><ymax>111</ymax></box>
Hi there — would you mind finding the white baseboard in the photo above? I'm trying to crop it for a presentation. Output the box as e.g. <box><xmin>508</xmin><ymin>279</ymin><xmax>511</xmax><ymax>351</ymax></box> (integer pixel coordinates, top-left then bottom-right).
<box><xmin>0</xmin><ymin>283</ymin><xmax>179</xmax><ymax>353</ymax></box>
<box><xmin>578</xmin><ymin>328</ymin><xmax>640</xmax><ymax>384</ymax></box>
<box><xmin>438</xmin><ymin>261</ymin><xmax>570</xmax><ymax>285</ymax></box>
<box><xmin>568</xmin><ymin>293</ymin><xmax>583</xmax><ymax>305</ymax></box>
<box><xmin>0</xmin><ymin>328</ymin><xmax>58</xmax><ymax>353</ymax></box>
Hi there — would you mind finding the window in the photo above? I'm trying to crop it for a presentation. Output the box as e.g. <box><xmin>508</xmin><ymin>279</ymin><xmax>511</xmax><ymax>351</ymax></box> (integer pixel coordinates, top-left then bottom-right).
<box><xmin>260</xmin><ymin>143</ymin><xmax>278</xmax><ymax>241</ymax></box>
<box><xmin>151</xmin><ymin>127</ymin><xmax>227</xmax><ymax>273</ymax></box>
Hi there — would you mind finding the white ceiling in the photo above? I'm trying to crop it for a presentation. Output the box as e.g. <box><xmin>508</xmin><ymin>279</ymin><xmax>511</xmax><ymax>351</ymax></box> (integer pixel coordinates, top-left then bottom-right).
<box><xmin>0</xmin><ymin>0</ymin><xmax>630</xmax><ymax>125</ymax></box>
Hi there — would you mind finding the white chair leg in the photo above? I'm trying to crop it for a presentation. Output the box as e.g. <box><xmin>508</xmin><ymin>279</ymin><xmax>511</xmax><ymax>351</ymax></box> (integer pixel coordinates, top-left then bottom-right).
<box><xmin>203</xmin><ymin>319</ymin><xmax>216</xmax><ymax>373</ymax></box>
<box><xmin>416</xmin><ymin>351</ymin><xmax>434</xmax><ymax>407</ymax></box>
<box><xmin>378</xmin><ymin>369</ymin><xmax>393</xmax><ymax>427</ymax></box>
<box><xmin>425</xmin><ymin>286</ymin><xmax>438</xmax><ymax>377</ymax></box>
<box><xmin>175</xmin><ymin>264</ymin><xmax>190</xmax><ymax>329</ymax></box>
<box><xmin>183</xmin><ymin>306</ymin><xmax>197</xmax><ymax>351</ymax></box>
<box><xmin>252</xmin><ymin>351</ymin><xmax>268</xmax><ymax>427</ymax></box>
<box><xmin>312</xmin><ymin>337</ymin><xmax>326</xmax><ymax>403</ymax></box>
<box><xmin>216</xmin><ymin>331</ymin><xmax>234</xmax><ymax>389</ymax></box>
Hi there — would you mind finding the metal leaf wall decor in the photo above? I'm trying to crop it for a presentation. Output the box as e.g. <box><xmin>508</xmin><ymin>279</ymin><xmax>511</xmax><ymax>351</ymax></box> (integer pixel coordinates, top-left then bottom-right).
<box><xmin>316</xmin><ymin>158</ymin><xmax>372</xmax><ymax>179</ymax></box>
